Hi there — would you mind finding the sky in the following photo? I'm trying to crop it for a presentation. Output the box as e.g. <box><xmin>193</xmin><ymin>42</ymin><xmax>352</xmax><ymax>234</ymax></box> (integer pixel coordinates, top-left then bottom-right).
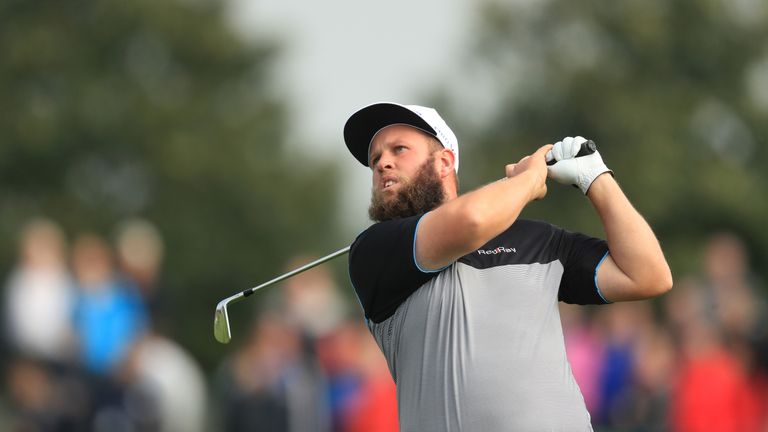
<box><xmin>226</xmin><ymin>0</ymin><xmax>474</xmax><ymax>235</ymax></box>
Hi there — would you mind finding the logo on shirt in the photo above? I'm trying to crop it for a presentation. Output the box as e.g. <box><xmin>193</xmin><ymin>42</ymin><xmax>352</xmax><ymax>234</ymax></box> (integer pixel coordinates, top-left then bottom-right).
<box><xmin>477</xmin><ymin>246</ymin><xmax>517</xmax><ymax>255</ymax></box>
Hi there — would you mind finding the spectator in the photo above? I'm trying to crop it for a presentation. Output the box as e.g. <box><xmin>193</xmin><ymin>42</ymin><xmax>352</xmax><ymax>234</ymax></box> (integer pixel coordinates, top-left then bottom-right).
<box><xmin>114</xmin><ymin>218</ymin><xmax>166</xmax><ymax>331</ymax></box>
<box><xmin>593</xmin><ymin>302</ymin><xmax>654</xmax><ymax>426</ymax></box>
<box><xmin>70</xmin><ymin>233</ymin><xmax>147</xmax><ymax>375</ymax></box>
<box><xmin>630</xmin><ymin>322</ymin><xmax>676</xmax><ymax>431</ymax></box>
<box><xmin>123</xmin><ymin>334</ymin><xmax>209</xmax><ymax>432</ymax></box>
<box><xmin>115</xmin><ymin>218</ymin><xmax>210</xmax><ymax>432</ymax></box>
<box><xmin>701</xmin><ymin>232</ymin><xmax>765</xmax><ymax>365</ymax></box>
<box><xmin>6</xmin><ymin>357</ymin><xmax>59</xmax><ymax>431</ymax></box>
<box><xmin>216</xmin><ymin>313</ymin><xmax>329</xmax><ymax>432</ymax></box>
<box><xmin>4</xmin><ymin>218</ymin><xmax>75</xmax><ymax>362</ymax></box>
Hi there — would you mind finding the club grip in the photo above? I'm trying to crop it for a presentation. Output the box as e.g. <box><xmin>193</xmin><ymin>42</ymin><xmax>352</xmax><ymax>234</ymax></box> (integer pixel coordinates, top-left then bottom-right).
<box><xmin>546</xmin><ymin>139</ymin><xmax>596</xmax><ymax>166</ymax></box>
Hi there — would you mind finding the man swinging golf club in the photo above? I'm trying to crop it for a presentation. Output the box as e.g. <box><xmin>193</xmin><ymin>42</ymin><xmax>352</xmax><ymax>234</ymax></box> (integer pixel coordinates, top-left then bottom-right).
<box><xmin>343</xmin><ymin>102</ymin><xmax>673</xmax><ymax>431</ymax></box>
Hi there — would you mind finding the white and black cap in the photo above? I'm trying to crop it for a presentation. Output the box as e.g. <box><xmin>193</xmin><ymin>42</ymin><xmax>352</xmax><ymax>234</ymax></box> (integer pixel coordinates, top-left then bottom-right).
<box><xmin>343</xmin><ymin>102</ymin><xmax>459</xmax><ymax>172</ymax></box>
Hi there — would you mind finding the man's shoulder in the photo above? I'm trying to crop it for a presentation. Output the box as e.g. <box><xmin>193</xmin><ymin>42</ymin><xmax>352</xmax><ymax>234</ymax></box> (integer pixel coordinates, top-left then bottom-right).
<box><xmin>348</xmin><ymin>214</ymin><xmax>437</xmax><ymax>323</ymax></box>
<box><xmin>352</xmin><ymin>214</ymin><xmax>424</xmax><ymax>246</ymax></box>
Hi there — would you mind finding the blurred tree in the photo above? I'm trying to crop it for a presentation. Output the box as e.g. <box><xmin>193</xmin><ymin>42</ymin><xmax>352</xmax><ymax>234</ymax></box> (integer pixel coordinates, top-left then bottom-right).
<box><xmin>0</xmin><ymin>0</ymin><xmax>339</xmax><ymax>366</ymax></box>
<box><xmin>443</xmin><ymin>0</ymin><xmax>768</xmax><ymax>282</ymax></box>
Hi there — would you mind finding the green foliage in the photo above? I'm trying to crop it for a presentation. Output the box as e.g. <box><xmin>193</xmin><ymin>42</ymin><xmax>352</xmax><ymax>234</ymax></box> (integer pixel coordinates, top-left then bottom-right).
<box><xmin>0</xmin><ymin>0</ymin><xmax>338</xmax><ymax>367</ymax></box>
<box><xmin>447</xmin><ymin>0</ymin><xmax>768</xmax><ymax>281</ymax></box>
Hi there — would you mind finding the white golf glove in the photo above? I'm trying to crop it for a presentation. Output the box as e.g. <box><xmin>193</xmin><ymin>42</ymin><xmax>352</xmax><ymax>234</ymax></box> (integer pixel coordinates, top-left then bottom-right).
<box><xmin>546</xmin><ymin>136</ymin><xmax>613</xmax><ymax>194</ymax></box>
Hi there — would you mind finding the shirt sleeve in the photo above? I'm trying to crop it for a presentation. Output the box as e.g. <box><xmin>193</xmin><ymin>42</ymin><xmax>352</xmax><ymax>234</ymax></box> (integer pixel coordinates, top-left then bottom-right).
<box><xmin>349</xmin><ymin>214</ymin><xmax>438</xmax><ymax>323</ymax></box>
<box><xmin>555</xmin><ymin>227</ymin><xmax>611</xmax><ymax>305</ymax></box>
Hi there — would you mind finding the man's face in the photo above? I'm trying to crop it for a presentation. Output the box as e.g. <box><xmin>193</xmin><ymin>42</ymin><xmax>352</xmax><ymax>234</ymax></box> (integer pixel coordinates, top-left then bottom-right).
<box><xmin>368</xmin><ymin>125</ymin><xmax>446</xmax><ymax>222</ymax></box>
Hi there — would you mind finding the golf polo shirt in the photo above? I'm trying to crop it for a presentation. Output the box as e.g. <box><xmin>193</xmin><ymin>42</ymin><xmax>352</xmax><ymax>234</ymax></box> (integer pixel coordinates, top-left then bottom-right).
<box><xmin>349</xmin><ymin>214</ymin><xmax>610</xmax><ymax>431</ymax></box>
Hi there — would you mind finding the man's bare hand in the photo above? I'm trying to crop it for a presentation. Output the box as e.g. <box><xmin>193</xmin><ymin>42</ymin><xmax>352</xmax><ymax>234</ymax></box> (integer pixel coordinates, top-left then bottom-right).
<box><xmin>505</xmin><ymin>144</ymin><xmax>553</xmax><ymax>201</ymax></box>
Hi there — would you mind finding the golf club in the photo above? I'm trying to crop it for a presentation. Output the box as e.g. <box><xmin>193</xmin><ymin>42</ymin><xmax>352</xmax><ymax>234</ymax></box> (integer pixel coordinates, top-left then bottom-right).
<box><xmin>214</xmin><ymin>246</ymin><xmax>351</xmax><ymax>344</ymax></box>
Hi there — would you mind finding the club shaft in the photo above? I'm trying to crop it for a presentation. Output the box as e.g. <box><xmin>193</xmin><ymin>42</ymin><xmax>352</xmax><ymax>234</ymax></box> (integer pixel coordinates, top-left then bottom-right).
<box><xmin>242</xmin><ymin>246</ymin><xmax>351</xmax><ymax>297</ymax></box>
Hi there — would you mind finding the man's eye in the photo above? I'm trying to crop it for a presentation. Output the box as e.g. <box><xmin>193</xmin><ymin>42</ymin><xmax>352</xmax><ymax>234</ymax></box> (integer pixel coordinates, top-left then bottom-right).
<box><xmin>394</xmin><ymin>146</ymin><xmax>407</xmax><ymax>153</ymax></box>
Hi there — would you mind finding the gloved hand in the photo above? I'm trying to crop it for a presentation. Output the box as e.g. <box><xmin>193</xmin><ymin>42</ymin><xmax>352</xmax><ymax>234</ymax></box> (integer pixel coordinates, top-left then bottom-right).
<box><xmin>546</xmin><ymin>136</ymin><xmax>613</xmax><ymax>194</ymax></box>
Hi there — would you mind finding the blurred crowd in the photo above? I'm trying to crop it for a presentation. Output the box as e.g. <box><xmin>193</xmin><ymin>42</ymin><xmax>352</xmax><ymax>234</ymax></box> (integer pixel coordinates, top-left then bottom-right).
<box><xmin>2</xmin><ymin>218</ymin><xmax>767</xmax><ymax>431</ymax></box>
<box><xmin>1</xmin><ymin>218</ymin><xmax>207</xmax><ymax>432</ymax></box>
<box><xmin>564</xmin><ymin>232</ymin><xmax>768</xmax><ymax>431</ymax></box>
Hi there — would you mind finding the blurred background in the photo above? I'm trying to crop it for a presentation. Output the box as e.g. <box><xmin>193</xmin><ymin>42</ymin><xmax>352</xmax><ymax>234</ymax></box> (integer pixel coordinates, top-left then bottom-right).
<box><xmin>1</xmin><ymin>0</ymin><xmax>767</xmax><ymax>431</ymax></box>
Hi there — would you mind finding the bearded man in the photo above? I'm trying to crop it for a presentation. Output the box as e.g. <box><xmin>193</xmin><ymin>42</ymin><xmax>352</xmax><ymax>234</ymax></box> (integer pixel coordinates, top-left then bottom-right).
<box><xmin>343</xmin><ymin>102</ymin><xmax>672</xmax><ymax>431</ymax></box>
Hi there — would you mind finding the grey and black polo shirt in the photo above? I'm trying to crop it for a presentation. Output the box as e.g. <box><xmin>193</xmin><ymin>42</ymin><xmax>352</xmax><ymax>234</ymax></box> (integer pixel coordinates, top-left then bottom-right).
<box><xmin>349</xmin><ymin>214</ymin><xmax>610</xmax><ymax>431</ymax></box>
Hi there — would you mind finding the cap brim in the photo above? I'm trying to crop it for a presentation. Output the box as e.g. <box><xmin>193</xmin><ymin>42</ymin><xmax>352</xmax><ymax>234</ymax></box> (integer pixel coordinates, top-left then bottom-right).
<box><xmin>343</xmin><ymin>102</ymin><xmax>436</xmax><ymax>167</ymax></box>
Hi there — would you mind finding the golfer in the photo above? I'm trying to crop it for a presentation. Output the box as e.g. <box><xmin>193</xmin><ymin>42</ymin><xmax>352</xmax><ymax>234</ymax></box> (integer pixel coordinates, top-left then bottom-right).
<box><xmin>343</xmin><ymin>102</ymin><xmax>672</xmax><ymax>431</ymax></box>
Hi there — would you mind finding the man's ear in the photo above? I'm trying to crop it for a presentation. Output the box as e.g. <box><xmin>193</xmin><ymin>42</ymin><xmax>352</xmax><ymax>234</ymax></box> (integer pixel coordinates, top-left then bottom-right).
<box><xmin>437</xmin><ymin>149</ymin><xmax>455</xmax><ymax>178</ymax></box>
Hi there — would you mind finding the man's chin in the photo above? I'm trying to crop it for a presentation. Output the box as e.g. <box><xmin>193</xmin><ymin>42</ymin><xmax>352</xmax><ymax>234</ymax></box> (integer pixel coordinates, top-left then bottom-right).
<box><xmin>379</xmin><ymin>187</ymin><xmax>399</xmax><ymax>198</ymax></box>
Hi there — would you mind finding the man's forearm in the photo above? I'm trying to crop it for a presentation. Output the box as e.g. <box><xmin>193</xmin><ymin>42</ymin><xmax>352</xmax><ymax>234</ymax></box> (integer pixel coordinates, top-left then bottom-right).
<box><xmin>449</xmin><ymin>170</ymin><xmax>541</xmax><ymax>242</ymax></box>
<box><xmin>587</xmin><ymin>174</ymin><xmax>673</xmax><ymax>297</ymax></box>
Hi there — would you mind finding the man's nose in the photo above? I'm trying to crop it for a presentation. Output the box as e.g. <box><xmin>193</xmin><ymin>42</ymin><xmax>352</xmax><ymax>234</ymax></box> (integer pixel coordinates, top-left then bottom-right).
<box><xmin>375</xmin><ymin>154</ymin><xmax>394</xmax><ymax>172</ymax></box>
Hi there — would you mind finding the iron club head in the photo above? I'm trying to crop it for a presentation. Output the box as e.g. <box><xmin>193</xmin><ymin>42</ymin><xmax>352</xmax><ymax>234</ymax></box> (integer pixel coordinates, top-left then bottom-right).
<box><xmin>213</xmin><ymin>298</ymin><xmax>233</xmax><ymax>344</ymax></box>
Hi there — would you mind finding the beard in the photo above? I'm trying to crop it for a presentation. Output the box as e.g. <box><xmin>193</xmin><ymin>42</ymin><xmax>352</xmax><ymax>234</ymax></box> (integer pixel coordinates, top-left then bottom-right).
<box><xmin>368</xmin><ymin>155</ymin><xmax>446</xmax><ymax>222</ymax></box>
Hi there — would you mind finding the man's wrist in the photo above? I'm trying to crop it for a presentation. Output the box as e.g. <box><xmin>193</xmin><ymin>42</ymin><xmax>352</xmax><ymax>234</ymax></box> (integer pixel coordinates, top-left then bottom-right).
<box><xmin>498</xmin><ymin>170</ymin><xmax>537</xmax><ymax>198</ymax></box>
<box><xmin>515</xmin><ymin>169</ymin><xmax>544</xmax><ymax>202</ymax></box>
<box><xmin>585</xmin><ymin>171</ymin><xmax>615</xmax><ymax>199</ymax></box>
